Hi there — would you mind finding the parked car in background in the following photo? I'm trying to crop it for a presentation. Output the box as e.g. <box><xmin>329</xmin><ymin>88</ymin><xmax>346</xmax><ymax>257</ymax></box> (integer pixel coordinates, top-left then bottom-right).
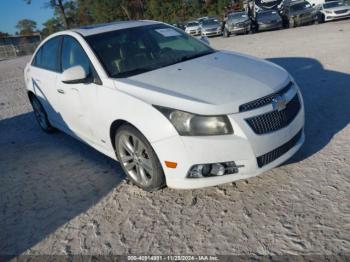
<box><xmin>185</xmin><ymin>21</ymin><xmax>201</xmax><ymax>36</ymax></box>
<box><xmin>317</xmin><ymin>0</ymin><xmax>350</xmax><ymax>22</ymax></box>
<box><xmin>223</xmin><ymin>12</ymin><xmax>252</xmax><ymax>37</ymax></box>
<box><xmin>200</xmin><ymin>19</ymin><xmax>222</xmax><ymax>37</ymax></box>
<box><xmin>172</xmin><ymin>23</ymin><xmax>186</xmax><ymax>31</ymax></box>
<box><xmin>252</xmin><ymin>10</ymin><xmax>283</xmax><ymax>32</ymax></box>
<box><xmin>281</xmin><ymin>0</ymin><xmax>317</xmax><ymax>27</ymax></box>
<box><xmin>24</xmin><ymin>20</ymin><xmax>305</xmax><ymax>190</ymax></box>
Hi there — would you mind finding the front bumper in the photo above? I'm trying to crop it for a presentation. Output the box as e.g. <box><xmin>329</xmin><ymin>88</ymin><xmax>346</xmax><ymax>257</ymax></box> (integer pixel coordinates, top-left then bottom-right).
<box><xmin>258</xmin><ymin>22</ymin><xmax>282</xmax><ymax>31</ymax></box>
<box><xmin>228</xmin><ymin>25</ymin><xmax>250</xmax><ymax>34</ymax></box>
<box><xmin>186</xmin><ymin>29</ymin><xmax>201</xmax><ymax>36</ymax></box>
<box><xmin>324</xmin><ymin>12</ymin><xmax>350</xmax><ymax>21</ymax></box>
<box><xmin>152</xmin><ymin>84</ymin><xmax>305</xmax><ymax>189</ymax></box>
<box><xmin>201</xmin><ymin>30</ymin><xmax>222</xmax><ymax>36</ymax></box>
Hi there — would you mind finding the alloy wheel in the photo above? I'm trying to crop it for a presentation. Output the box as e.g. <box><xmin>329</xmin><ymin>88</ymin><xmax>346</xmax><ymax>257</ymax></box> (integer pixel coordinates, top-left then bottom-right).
<box><xmin>117</xmin><ymin>133</ymin><xmax>154</xmax><ymax>186</ymax></box>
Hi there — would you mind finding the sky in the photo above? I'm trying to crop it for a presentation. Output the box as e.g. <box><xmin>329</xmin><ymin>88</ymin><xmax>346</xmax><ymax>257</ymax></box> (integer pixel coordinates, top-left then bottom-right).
<box><xmin>0</xmin><ymin>0</ymin><xmax>54</xmax><ymax>34</ymax></box>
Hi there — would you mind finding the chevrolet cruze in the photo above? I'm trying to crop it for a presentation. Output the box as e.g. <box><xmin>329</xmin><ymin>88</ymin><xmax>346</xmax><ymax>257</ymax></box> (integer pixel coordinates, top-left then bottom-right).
<box><xmin>24</xmin><ymin>20</ymin><xmax>305</xmax><ymax>191</ymax></box>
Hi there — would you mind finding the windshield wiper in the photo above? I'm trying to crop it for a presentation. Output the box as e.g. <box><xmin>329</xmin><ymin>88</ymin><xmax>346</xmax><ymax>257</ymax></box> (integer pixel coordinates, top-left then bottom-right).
<box><xmin>112</xmin><ymin>67</ymin><xmax>155</xmax><ymax>78</ymax></box>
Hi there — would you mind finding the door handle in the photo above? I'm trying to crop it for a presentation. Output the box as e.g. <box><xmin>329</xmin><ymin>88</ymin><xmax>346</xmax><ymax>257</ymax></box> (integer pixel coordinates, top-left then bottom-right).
<box><xmin>57</xmin><ymin>89</ymin><xmax>65</xmax><ymax>94</ymax></box>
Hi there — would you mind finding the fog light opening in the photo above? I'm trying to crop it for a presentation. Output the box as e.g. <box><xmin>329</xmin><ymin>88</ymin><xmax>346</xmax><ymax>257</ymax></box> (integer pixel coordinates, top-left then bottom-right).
<box><xmin>187</xmin><ymin>161</ymin><xmax>241</xmax><ymax>178</ymax></box>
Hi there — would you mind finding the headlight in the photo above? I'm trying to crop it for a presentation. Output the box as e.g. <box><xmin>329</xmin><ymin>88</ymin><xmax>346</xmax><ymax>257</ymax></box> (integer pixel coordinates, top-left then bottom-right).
<box><xmin>155</xmin><ymin>106</ymin><xmax>233</xmax><ymax>136</ymax></box>
<box><xmin>325</xmin><ymin>10</ymin><xmax>332</xmax><ymax>14</ymax></box>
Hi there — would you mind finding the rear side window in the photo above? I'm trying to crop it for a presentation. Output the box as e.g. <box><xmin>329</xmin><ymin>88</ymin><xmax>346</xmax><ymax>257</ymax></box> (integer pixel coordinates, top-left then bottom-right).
<box><xmin>61</xmin><ymin>36</ymin><xmax>91</xmax><ymax>75</ymax></box>
<box><xmin>32</xmin><ymin>36</ymin><xmax>61</xmax><ymax>72</ymax></box>
<box><xmin>32</xmin><ymin>48</ymin><xmax>43</xmax><ymax>67</ymax></box>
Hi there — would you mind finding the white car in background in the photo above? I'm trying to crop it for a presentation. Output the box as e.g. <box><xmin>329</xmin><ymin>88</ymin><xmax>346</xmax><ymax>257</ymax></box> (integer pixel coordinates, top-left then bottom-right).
<box><xmin>24</xmin><ymin>21</ymin><xmax>305</xmax><ymax>191</ymax></box>
<box><xmin>317</xmin><ymin>1</ymin><xmax>350</xmax><ymax>22</ymax></box>
<box><xmin>185</xmin><ymin>21</ymin><xmax>201</xmax><ymax>35</ymax></box>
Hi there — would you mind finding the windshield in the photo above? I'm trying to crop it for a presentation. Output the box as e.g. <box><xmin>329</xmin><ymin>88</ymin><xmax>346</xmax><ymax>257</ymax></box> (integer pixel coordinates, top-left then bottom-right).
<box><xmin>86</xmin><ymin>24</ymin><xmax>215</xmax><ymax>78</ymax></box>
<box><xmin>187</xmin><ymin>22</ymin><xmax>199</xmax><ymax>27</ymax></box>
<box><xmin>201</xmin><ymin>19</ymin><xmax>219</xmax><ymax>26</ymax></box>
<box><xmin>257</xmin><ymin>11</ymin><xmax>279</xmax><ymax>19</ymax></box>
<box><xmin>290</xmin><ymin>2</ymin><xmax>312</xmax><ymax>12</ymax></box>
<box><xmin>324</xmin><ymin>1</ymin><xmax>343</xmax><ymax>8</ymax></box>
<box><xmin>228</xmin><ymin>12</ymin><xmax>248</xmax><ymax>20</ymax></box>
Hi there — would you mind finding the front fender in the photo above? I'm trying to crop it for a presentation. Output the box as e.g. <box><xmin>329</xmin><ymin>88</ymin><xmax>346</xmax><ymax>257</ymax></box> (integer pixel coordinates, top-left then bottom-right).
<box><xmin>94</xmin><ymin>82</ymin><xmax>179</xmax><ymax>153</ymax></box>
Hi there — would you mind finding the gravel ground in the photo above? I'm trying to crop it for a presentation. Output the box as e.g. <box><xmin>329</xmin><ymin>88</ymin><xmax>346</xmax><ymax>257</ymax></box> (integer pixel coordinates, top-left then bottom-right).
<box><xmin>0</xmin><ymin>21</ymin><xmax>349</xmax><ymax>257</ymax></box>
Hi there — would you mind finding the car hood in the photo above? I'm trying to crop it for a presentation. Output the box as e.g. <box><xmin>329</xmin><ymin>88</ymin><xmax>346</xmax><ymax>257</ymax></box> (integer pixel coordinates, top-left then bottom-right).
<box><xmin>186</xmin><ymin>25</ymin><xmax>200</xmax><ymax>30</ymax></box>
<box><xmin>231</xmin><ymin>17</ymin><xmax>250</xmax><ymax>23</ymax></box>
<box><xmin>114</xmin><ymin>51</ymin><xmax>290</xmax><ymax>115</ymax></box>
<box><xmin>202</xmin><ymin>23</ymin><xmax>220</xmax><ymax>29</ymax></box>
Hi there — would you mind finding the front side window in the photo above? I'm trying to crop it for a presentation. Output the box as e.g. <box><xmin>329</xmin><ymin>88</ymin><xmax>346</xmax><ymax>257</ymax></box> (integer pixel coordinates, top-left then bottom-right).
<box><xmin>86</xmin><ymin>24</ymin><xmax>215</xmax><ymax>78</ymax></box>
<box><xmin>61</xmin><ymin>36</ymin><xmax>91</xmax><ymax>75</ymax></box>
<box><xmin>33</xmin><ymin>36</ymin><xmax>61</xmax><ymax>72</ymax></box>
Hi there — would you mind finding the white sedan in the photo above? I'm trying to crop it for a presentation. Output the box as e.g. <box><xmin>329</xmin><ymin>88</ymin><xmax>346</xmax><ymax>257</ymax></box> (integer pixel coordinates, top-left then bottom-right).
<box><xmin>25</xmin><ymin>21</ymin><xmax>305</xmax><ymax>191</ymax></box>
<box><xmin>317</xmin><ymin>1</ymin><xmax>350</xmax><ymax>22</ymax></box>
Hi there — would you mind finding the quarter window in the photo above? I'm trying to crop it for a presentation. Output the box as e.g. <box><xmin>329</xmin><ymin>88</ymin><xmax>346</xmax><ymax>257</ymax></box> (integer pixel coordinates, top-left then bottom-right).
<box><xmin>61</xmin><ymin>36</ymin><xmax>91</xmax><ymax>75</ymax></box>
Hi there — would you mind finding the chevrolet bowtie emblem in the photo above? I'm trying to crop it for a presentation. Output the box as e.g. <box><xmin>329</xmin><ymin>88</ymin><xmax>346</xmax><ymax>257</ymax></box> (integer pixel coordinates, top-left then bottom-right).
<box><xmin>272</xmin><ymin>95</ymin><xmax>287</xmax><ymax>112</ymax></box>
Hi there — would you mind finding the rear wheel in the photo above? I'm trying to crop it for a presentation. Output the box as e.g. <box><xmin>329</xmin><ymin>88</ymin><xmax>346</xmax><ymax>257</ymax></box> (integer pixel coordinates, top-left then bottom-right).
<box><xmin>30</xmin><ymin>96</ymin><xmax>55</xmax><ymax>133</ymax></box>
<box><xmin>115</xmin><ymin>124</ymin><xmax>166</xmax><ymax>191</ymax></box>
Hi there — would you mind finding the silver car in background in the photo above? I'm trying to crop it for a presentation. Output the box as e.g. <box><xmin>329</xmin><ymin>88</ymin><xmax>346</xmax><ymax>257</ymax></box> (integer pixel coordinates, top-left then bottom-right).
<box><xmin>200</xmin><ymin>19</ymin><xmax>222</xmax><ymax>37</ymax></box>
<box><xmin>185</xmin><ymin>21</ymin><xmax>201</xmax><ymax>36</ymax></box>
<box><xmin>224</xmin><ymin>12</ymin><xmax>252</xmax><ymax>37</ymax></box>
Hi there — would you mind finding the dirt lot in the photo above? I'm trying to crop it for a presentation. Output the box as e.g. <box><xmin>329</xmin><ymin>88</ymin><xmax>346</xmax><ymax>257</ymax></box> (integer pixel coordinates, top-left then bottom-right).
<box><xmin>0</xmin><ymin>21</ymin><xmax>349</xmax><ymax>257</ymax></box>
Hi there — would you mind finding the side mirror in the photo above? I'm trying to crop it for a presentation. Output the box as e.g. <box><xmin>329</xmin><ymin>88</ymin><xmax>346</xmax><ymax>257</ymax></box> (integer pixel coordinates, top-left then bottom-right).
<box><xmin>62</xmin><ymin>65</ymin><xmax>89</xmax><ymax>84</ymax></box>
<box><xmin>199</xmin><ymin>36</ymin><xmax>210</xmax><ymax>46</ymax></box>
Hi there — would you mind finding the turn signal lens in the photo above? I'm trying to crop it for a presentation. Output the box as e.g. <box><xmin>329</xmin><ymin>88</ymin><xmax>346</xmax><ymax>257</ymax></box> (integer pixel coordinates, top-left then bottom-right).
<box><xmin>165</xmin><ymin>161</ymin><xmax>178</xmax><ymax>168</ymax></box>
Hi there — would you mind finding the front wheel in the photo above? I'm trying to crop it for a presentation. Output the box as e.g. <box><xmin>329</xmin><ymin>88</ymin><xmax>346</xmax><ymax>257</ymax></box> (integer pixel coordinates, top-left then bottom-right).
<box><xmin>115</xmin><ymin>124</ymin><xmax>166</xmax><ymax>191</ymax></box>
<box><xmin>318</xmin><ymin>14</ymin><xmax>325</xmax><ymax>23</ymax></box>
<box><xmin>288</xmin><ymin>18</ymin><xmax>295</xmax><ymax>28</ymax></box>
<box><xmin>223</xmin><ymin>28</ymin><xmax>230</xmax><ymax>37</ymax></box>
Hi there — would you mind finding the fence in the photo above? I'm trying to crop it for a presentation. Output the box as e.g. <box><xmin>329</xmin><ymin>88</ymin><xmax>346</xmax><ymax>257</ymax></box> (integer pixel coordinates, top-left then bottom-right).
<box><xmin>0</xmin><ymin>43</ymin><xmax>38</xmax><ymax>60</ymax></box>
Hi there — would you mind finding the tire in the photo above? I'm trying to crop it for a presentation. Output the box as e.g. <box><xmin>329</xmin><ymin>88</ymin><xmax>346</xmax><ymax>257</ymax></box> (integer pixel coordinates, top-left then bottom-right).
<box><xmin>319</xmin><ymin>14</ymin><xmax>325</xmax><ymax>23</ymax></box>
<box><xmin>30</xmin><ymin>96</ymin><xmax>56</xmax><ymax>133</ymax></box>
<box><xmin>288</xmin><ymin>18</ymin><xmax>295</xmax><ymax>28</ymax></box>
<box><xmin>115</xmin><ymin>124</ymin><xmax>166</xmax><ymax>191</ymax></box>
<box><xmin>223</xmin><ymin>28</ymin><xmax>230</xmax><ymax>38</ymax></box>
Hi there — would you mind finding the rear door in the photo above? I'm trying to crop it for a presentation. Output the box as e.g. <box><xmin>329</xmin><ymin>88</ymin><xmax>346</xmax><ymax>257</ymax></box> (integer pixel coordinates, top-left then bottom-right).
<box><xmin>29</xmin><ymin>36</ymin><xmax>64</xmax><ymax>127</ymax></box>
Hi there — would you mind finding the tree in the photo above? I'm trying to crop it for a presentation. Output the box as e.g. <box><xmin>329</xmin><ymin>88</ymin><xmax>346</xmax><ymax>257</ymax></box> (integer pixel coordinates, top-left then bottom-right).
<box><xmin>16</xmin><ymin>19</ymin><xmax>37</xmax><ymax>35</ymax></box>
<box><xmin>24</xmin><ymin>0</ymin><xmax>72</xmax><ymax>29</ymax></box>
<box><xmin>0</xmin><ymin>32</ymin><xmax>10</xmax><ymax>38</ymax></box>
<box><xmin>41</xmin><ymin>17</ymin><xmax>64</xmax><ymax>37</ymax></box>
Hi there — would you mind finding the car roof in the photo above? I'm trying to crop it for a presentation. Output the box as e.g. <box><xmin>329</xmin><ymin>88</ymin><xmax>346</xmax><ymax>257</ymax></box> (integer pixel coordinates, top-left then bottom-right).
<box><xmin>71</xmin><ymin>20</ymin><xmax>161</xmax><ymax>36</ymax></box>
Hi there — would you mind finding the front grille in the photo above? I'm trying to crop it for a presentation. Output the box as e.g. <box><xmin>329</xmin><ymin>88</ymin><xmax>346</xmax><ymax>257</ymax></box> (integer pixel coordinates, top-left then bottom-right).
<box><xmin>206</xmin><ymin>28</ymin><xmax>217</xmax><ymax>32</ymax></box>
<box><xmin>257</xmin><ymin>129</ymin><xmax>303</xmax><ymax>168</ymax></box>
<box><xmin>239</xmin><ymin>82</ymin><xmax>293</xmax><ymax>112</ymax></box>
<box><xmin>246</xmin><ymin>94</ymin><xmax>301</xmax><ymax>135</ymax></box>
<box><xmin>335</xmin><ymin>9</ymin><xmax>347</xmax><ymax>14</ymax></box>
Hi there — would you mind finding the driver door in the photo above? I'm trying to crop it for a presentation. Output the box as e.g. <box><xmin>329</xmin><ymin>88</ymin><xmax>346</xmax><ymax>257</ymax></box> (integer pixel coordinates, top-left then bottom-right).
<box><xmin>55</xmin><ymin>36</ymin><xmax>98</xmax><ymax>143</ymax></box>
